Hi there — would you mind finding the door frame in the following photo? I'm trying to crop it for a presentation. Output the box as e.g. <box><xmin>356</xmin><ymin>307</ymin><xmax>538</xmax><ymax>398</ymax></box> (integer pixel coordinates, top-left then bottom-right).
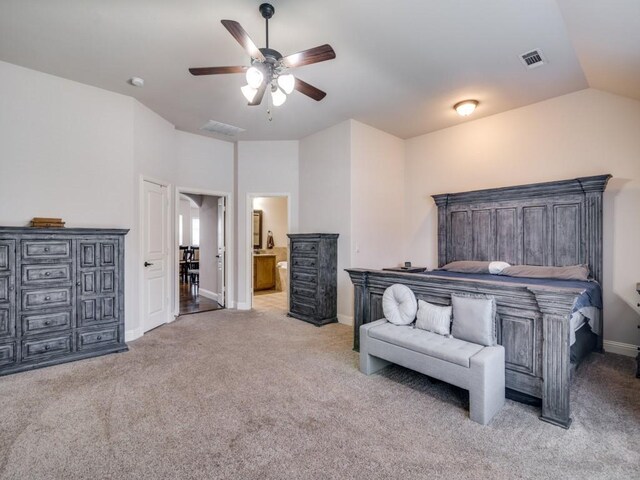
<box><xmin>245</xmin><ymin>192</ymin><xmax>292</xmax><ymax>310</ymax></box>
<box><xmin>138</xmin><ymin>175</ymin><xmax>173</xmax><ymax>338</ymax></box>
<box><xmin>175</xmin><ymin>187</ymin><xmax>233</xmax><ymax>316</ymax></box>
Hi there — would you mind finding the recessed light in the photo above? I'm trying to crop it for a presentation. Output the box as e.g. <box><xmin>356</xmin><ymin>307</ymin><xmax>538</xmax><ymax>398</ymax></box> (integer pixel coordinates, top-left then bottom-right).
<box><xmin>128</xmin><ymin>77</ymin><xmax>144</xmax><ymax>87</ymax></box>
<box><xmin>454</xmin><ymin>99</ymin><xmax>478</xmax><ymax>117</ymax></box>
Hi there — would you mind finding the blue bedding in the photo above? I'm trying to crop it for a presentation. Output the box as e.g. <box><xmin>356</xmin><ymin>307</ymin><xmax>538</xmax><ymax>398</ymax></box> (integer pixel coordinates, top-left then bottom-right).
<box><xmin>418</xmin><ymin>270</ymin><xmax>602</xmax><ymax>312</ymax></box>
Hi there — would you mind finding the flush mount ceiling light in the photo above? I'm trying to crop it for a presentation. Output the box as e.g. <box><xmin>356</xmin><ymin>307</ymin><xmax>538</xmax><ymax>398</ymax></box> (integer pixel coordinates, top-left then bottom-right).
<box><xmin>454</xmin><ymin>99</ymin><xmax>478</xmax><ymax>117</ymax></box>
<box><xmin>188</xmin><ymin>3</ymin><xmax>335</xmax><ymax>111</ymax></box>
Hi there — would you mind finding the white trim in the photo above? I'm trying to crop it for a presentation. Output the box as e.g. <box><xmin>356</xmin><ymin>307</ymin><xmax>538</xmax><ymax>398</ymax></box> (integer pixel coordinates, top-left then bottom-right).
<box><xmin>337</xmin><ymin>314</ymin><xmax>353</xmax><ymax>326</ymax></box>
<box><xmin>175</xmin><ymin>187</ymin><xmax>234</xmax><ymax>316</ymax></box>
<box><xmin>236</xmin><ymin>301</ymin><xmax>251</xmax><ymax>311</ymax></box>
<box><xmin>245</xmin><ymin>193</ymin><xmax>292</xmax><ymax>310</ymax></box>
<box><xmin>603</xmin><ymin>340</ymin><xmax>638</xmax><ymax>358</ymax></box>
<box><xmin>199</xmin><ymin>288</ymin><xmax>218</xmax><ymax>302</ymax></box>
<box><xmin>125</xmin><ymin>327</ymin><xmax>144</xmax><ymax>343</ymax></box>
<box><xmin>139</xmin><ymin>175</ymin><xmax>173</xmax><ymax>336</ymax></box>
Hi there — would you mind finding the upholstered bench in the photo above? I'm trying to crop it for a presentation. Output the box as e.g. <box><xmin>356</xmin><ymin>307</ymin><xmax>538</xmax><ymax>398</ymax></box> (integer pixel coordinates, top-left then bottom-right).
<box><xmin>360</xmin><ymin>319</ymin><xmax>505</xmax><ymax>425</ymax></box>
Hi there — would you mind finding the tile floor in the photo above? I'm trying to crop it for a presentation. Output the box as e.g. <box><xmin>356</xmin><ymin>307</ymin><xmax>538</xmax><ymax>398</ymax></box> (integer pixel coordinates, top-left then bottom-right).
<box><xmin>252</xmin><ymin>291</ymin><xmax>288</xmax><ymax>313</ymax></box>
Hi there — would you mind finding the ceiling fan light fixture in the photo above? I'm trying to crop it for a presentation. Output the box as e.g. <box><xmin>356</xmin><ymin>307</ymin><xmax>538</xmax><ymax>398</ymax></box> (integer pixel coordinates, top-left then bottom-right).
<box><xmin>454</xmin><ymin>99</ymin><xmax>479</xmax><ymax>117</ymax></box>
<box><xmin>246</xmin><ymin>66</ymin><xmax>264</xmax><ymax>88</ymax></box>
<box><xmin>277</xmin><ymin>74</ymin><xmax>295</xmax><ymax>94</ymax></box>
<box><xmin>241</xmin><ymin>84</ymin><xmax>258</xmax><ymax>102</ymax></box>
<box><xmin>271</xmin><ymin>87</ymin><xmax>287</xmax><ymax>107</ymax></box>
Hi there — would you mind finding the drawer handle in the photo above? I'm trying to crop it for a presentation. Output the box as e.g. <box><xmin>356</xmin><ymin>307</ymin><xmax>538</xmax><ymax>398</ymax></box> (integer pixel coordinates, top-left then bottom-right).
<box><xmin>45</xmin><ymin>272</ymin><xmax>51</xmax><ymax>277</ymax></box>
<box><xmin>44</xmin><ymin>320</ymin><xmax>51</xmax><ymax>326</ymax></box>
<box><xmin>294</xmin><ymin>261</ymin><xmax>298</xmax><ymax>265</ymax></box>
<box><xmin>76</xmin><ymin>281</ymin><xmax>81</xmax><ymax>286</ymax></box>
<box><xmin>44</xmin><ymin>345</ymin><xmax>50</xmax><ymax>351</ymax></box>
<box><xmin>45</xmin><ymin>296</ymin><xmax>51</xmax><ymax>301</ymax></box>
<box><xmin>97</xmin><ymin>335</ymin><xmax>103</xmax><ymax>341</ymax></box>
<box><xmin>311</xmin><ymin>246</ymin><xmax>316</xmax><ymax>250</ymax></box>
<box><xmin>44</xmin><ymin>247</ymin><xmax>50</xmax><ymax>252</ymax></box>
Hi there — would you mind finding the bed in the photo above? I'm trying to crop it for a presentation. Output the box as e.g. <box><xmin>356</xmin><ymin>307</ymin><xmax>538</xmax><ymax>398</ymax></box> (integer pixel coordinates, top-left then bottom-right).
<box><xmin>347</xmin><ymin>174</ymin><xmax>611</xmax><ymax>428</ymax></box>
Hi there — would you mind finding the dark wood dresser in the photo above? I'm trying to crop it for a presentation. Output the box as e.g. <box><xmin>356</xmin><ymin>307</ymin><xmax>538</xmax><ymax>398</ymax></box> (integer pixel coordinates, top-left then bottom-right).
<box><xmin>0</xmin><ymin>227</ymin><xmax>128</xmax><ymax>376</ymax></box>
<box><xmin>287</xmin><ymin>233</ymin><xmax>338</xmax><ymax>326</ymax></box>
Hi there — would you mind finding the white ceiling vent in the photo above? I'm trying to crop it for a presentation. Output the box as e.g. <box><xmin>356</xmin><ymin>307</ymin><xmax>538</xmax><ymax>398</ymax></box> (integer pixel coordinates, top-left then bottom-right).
<box><xmin>200</xmin><ymin>120</ymin><xmax>245</xmax><ymax>137</ymax></box>
<box><xmin>519</xmin><ymin>49</ymin><xmax>547</xmax><ymax>69</ymax></box>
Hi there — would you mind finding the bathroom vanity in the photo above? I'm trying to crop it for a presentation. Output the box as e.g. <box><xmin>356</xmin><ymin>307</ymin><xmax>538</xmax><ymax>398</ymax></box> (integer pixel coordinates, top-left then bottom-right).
<box><xmin>253</xmin><ymin>254</ymin><xmax>276</xmax><ymax>291</ymax></box>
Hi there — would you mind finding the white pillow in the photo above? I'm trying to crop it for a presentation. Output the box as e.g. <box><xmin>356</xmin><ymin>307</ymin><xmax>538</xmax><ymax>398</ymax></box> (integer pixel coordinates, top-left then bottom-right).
<box><xmin>488</xmin><ymin>261</ymin><xmax>511</xmax><ymax>274</ymax></box>
<box><xmin>382</xmin><ymin>284</ymin><xmax>417</xmax><ymax>325</ymax></box>
<box><xmin>416</xmin><ymin>300</ymin><xmax>452</xmax><ymax>336</ymax></box>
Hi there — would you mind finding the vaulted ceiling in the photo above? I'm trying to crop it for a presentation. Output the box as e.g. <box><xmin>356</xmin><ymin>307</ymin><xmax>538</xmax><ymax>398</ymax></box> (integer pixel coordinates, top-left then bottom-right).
<box><xmin>0</xmin><ymin>0</ymin><xmax>638</xmax><ymax>141</ymax></box>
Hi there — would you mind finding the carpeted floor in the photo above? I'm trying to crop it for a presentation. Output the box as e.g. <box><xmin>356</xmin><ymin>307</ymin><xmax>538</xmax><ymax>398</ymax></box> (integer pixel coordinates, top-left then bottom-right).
<box><xmin>0</xmin><ymin>308</ymin><xmax>638</xmax><ymax>480</ymax></box>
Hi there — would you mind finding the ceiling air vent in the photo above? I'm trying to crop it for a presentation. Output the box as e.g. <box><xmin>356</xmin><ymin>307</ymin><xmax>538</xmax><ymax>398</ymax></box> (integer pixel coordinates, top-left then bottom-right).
<box><xmin>519</xmin><ymin>49</ymin><xmax>546</xmax><ymax>69</ymax></box>
<box><xmin>200</xmin><ymin>120</ymin><xmax>245</xmax><ymax>137</ymax></box>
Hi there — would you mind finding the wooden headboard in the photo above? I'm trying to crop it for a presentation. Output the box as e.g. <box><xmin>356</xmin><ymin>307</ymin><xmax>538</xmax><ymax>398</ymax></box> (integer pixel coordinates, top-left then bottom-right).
<box><xmin>431</xmin><ymin>174</ymin><xmax>611</xmax><ymax>284</ymax></box>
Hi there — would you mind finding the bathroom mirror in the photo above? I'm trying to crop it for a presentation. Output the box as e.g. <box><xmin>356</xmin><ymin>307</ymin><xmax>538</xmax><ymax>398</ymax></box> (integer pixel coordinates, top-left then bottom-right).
<box><xmin>253</xmin><ymin>210</ymin><xmax>263</xmax><ymax>249</ymax></box>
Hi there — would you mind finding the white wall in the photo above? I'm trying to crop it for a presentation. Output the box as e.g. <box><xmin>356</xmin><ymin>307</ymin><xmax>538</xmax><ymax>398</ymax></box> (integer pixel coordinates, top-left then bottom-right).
<box><xmin>236</xmin><ymin>141</ymin><xmax>299</xmax><ymax>308</ymax></box>
<box><xmin>0</xmin><ymin>60</ymin><xmax>138</xmax><ymax>335</ymax></box>
<box><xmin>350</xmin><ymin>120</ymin><xmax>406</xmax><ymax>269</ymax></box>
<box><xmin>404</xmin><ymin>88</ymin><xmax>640</xmax><ymax>347</ymax></box>
<box><xmin>0</xmin><ymin>61</ymin><xmax>236</xmax><ymax>340</ymax></box>
<box><xmin>179</xmin><ymin>198</ymin><xmax>192</xmax><ymax>246</ymax></box>
<box><xmin>253</xmin><ymin>196</ymin><xmax>288</xmax><ymax>248</ymax></box>
<box><xmin>299</xmin><ymin>121</ymin><xmax>352</xmax><ymax>322</ymax></box>
<box><xmin>199</xmin><ymin>196</ymin><xmax>219</xmax><ymax>297</ymax></box>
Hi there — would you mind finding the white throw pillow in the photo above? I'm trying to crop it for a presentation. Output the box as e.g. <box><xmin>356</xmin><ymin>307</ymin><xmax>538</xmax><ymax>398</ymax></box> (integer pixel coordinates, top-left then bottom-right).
<box><xmin>488</xmin><ymin>261</ymin><xmax>511</xmax><ymax>274</ymax></box>
<box><xmin>416</xmin><ymin>300</ymin><xmax>452</xmax><ymax>336</ymax></box>
<box><xmin>382</xmin><ymin>284</ymin><xmax>417</xmax><ymax>325</ymax></box>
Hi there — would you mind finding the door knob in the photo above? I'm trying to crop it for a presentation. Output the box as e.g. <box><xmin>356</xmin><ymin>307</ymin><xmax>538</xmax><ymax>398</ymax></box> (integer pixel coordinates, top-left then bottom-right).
<box><xmin>144</xmin><ymin>262</ymin><xmax>154</xmax><ymax>267</ymax></box>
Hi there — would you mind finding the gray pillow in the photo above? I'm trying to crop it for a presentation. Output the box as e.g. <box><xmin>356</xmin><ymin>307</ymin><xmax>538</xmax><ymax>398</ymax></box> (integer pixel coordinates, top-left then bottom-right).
<box><xmin>451</xmin><ymin>294</ymin><xmax>497</xmax><ymax>347</ymax></box>
<box><xmin>440</xmin><ymin>261</ymin><xmax>490</xmax><ymax>274</ymax></box>
<box><xmin>500</xmin><ymin>264</ymin><xmax>590</xmax><ymax>281</ymax></box>
<box><xmin>416</xmin><ymin>300</ymin><xmax>452</xmax><ymax>336</ymax></box>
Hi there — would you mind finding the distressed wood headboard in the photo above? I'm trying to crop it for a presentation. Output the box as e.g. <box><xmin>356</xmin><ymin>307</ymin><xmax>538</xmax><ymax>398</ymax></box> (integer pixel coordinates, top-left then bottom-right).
<box><xmin>431</xmin><ymin>174</ymin><xmax>611</xmax><ymax>284</ymax></box>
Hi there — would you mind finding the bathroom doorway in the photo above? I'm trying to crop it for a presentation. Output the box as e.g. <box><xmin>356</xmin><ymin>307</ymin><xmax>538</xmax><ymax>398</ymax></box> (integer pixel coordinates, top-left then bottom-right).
<box><xmin>250</xmin><ymin>195</ymin><xmax>289</xmax><ymax>313</ymax></box>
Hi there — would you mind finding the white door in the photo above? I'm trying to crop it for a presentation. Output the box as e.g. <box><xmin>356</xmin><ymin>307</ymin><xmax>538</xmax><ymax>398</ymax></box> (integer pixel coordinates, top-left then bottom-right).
<box><xmin>216</xmin><ymin>197</ymin><xmax>226</xmax><ymax>306</ymax></box>
<box><xmin>143</xmin><ymin>180</ymin><xmax>169</xmax><ymax>332</ymax></box>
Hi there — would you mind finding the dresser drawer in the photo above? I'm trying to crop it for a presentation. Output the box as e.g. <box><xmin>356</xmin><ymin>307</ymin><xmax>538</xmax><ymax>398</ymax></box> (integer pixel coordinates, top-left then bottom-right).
<box><xmin>22</xmin><ymin>334</ymin><xmax>72</xmax><ymax>361</ymax></box>
<box><xmin>291</xmin><ymin>242</ymin><xmax>318</xmax><ymax>255</ymax></box>
<box><xmin>0</xmin><ymin>342</ymin><xmax>16</xmax><ymax>366</ymax></box>
<box><xmin>291</xmin><ymin>271</ymin><xmax>317</xmax><ymax>285</ymax></box>
<box><xmin>291</xmin><ymin>257</ymin><xmax>318</xmax><ymax>269</ymax></box>
<box><xmin>22</xmin><ymin>240</ymin><xmax>71</xmax><ymax>261</ymax></box>
<box><xmin>291</xmin><ymin>285</ymin><xmax>316</xmax><ymax>299</ymax></box>
<box><xmin>290</xmin><ymin>299</ymin><xmax>316</xmax><ymax>316</ymax></box>
<box><xmin>22</xmin><ymin>311</ymin><xmax>72</xmax><ymax>335</ymax></box>
<box><xmin>22</xmin><ymin>287</ymin><xmax>72</xmax><ymax>310</ymax></box>
<box><xmin>77</xmin><ymin>326</ymin><xmax>119</xmax><ymax>351</ymax></box>
<box><xmin>21</xmin><ymin>264</ymin><xmax>71</xmax><ymax>285</ymax></box>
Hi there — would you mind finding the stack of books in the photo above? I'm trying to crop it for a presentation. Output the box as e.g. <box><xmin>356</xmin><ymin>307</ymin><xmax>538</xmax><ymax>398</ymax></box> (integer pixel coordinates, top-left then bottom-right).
<box><xmin>31</xmin><ymin>217</ymin><xmax>65</xmax><ymax>228</ymax></box>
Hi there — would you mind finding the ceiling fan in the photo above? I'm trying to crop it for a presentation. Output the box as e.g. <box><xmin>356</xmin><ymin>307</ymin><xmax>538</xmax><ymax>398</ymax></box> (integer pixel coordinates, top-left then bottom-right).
<box><xmin>189</xmin><ymin>3</ymin><xmax>335</xmax><ymax>107</ymax></box>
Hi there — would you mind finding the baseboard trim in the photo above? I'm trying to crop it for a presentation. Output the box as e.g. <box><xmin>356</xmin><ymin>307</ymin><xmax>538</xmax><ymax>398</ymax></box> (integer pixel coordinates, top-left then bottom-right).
<box><xmin>337</xmin><ymin>314</ymin><xmax>353</xmax><ymax>326</ymax></box>
<box><xmin>199</xmin><ymin>288</ymin><xmax>218</xmax><ymax>302</ymax></box>
<box><xmin>125</xmin><ymin>327</ymin><xmax>143</xmax><ymax>343</ymax></box>
<box><xmin>603</xmin><ymin>340</ymin><xmax>638</xmax><ymax>358</ymax></box>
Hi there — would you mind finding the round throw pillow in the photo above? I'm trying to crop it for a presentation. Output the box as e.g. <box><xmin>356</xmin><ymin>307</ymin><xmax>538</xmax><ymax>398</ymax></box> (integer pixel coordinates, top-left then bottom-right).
<box><xmin>382</xmin><ymin>284</ymin><xmax>417</xmax><ymax>325</ymax></box>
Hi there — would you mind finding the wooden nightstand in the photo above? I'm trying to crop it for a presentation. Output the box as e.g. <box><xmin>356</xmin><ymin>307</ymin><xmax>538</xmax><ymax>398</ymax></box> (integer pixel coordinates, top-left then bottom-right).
<box><xmin>382</xmin><ymin>267</ymin><xmax>427</xmax><ymax>273</ymax></box>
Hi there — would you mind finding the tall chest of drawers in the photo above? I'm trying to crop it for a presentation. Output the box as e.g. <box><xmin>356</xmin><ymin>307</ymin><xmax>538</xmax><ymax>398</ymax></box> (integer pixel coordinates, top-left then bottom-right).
<box><xmin>0</xmin><ymin>227</ymin><xmax>128</xmax><ymax>376</ymax></box>
<box><xmin>287</xmin><ymin>233</ymin><xmax>338</xmax><ymax>326</ymax></box>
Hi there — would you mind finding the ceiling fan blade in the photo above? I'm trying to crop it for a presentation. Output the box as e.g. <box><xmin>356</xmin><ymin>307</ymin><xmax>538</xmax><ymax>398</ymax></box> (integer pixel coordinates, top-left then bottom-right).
<box><xmin>248</xmin><ymin>82</ymin><xmax>267</xmax><ymax>106</ymax></box>
<box><xmin>189</xmin><ymin>66</ymin><xmax>249</xmax><ymax>76</ymax></box>
<box><xmin>281</xmin><ymin>44</ymin><xmax>336</xmax><ymax>68</ymax></box>
<box><xmin>294</xmin><ymin>78</ymin><xmax>327</xmax><ymax>101</ymax></box>
<box><xmin>221</xmin><ymin>20</ymin><xmax>266</xmax><ymax>62</ymax></box>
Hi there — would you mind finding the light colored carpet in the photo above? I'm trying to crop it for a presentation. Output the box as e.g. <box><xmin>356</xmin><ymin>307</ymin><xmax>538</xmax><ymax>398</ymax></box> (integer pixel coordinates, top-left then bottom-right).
<box><xmin>0</xmin><ymin>308</ymin><xmax>638</xmax><ymax>480</ymax></box>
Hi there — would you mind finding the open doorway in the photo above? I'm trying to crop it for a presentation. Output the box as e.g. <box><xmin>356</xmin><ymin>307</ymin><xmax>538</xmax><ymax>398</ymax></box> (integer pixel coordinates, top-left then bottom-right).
<box><xmin>251</xmin><ymin>196</ymin><xmax>289</xmax><ymax>313</ymax></box>
<box><xmin>177</xmin><ymin>191</ymin><xmax>226</xmax><ymax>315</ymax></box>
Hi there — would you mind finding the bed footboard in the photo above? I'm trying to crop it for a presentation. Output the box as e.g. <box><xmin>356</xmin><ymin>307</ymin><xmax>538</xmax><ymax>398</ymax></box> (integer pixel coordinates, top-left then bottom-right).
<box><xmin>347</xmin><ymin>269</ymin><xmax>584</xmax><ymax>428</ymax></box>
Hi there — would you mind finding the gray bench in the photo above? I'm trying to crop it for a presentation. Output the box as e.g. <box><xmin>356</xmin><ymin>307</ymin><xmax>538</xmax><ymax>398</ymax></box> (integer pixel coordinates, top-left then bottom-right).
<box><xmin>360</xmin><ymin>319</ymin><xmax>505</xmax><ymax>425</ymax></box>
